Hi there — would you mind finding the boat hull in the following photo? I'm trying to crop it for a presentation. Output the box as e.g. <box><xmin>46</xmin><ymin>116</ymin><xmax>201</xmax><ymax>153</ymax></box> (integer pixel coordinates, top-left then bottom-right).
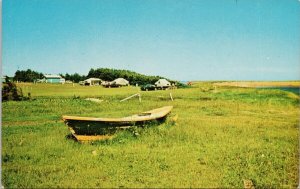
<box><xmin>62</xmin><ymin>106</ymin><xmax>173</xmax><ymax>135</ymax></box>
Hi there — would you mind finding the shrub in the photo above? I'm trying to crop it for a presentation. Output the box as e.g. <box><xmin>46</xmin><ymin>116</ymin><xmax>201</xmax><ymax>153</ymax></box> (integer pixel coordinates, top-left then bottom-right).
<box><xmin>2</xmin><ymin>80</ymin><xmax>28</xmax><ymax>101</ymax></box>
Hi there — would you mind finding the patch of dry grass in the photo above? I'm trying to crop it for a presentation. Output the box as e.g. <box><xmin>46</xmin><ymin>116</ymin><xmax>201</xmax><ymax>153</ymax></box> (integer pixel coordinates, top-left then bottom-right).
<box><xmin>213</xmin><ymin>81</ymin><xmax>300</xmax><ymax>87</ymax></box>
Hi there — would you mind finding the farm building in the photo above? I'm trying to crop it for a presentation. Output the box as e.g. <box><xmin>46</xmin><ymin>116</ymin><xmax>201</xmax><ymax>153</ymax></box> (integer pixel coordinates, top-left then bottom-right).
<box><xmin>44</xmin><ymin>75</ymin><xmax>65</xmax><ymax>84</ymax></box>
<box><xmin>155</xmin><ymin>79</ymin><xmax>171</xmax><ymax>88</ymax></box>
<box><xmin>83</xmin><ymin>78</ymin><xmax>102</xmax><ymax>86</ymax></box>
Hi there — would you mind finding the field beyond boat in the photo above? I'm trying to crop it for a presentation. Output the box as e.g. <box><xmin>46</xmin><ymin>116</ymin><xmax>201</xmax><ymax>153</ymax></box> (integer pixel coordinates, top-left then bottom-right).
<box><xmin>213</xmin><ymin>81</ymin><xmax>300</xmax><ymax>88</ymax></box>
<box><xmin>2</xmin><ymin>82</ymin><xmax>299</xmax><ymax>188</ymax></box>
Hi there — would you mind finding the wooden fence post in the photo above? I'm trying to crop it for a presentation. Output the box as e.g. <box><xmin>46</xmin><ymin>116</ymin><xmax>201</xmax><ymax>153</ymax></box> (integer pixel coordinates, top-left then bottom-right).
<box><xmin>170</xmin><ymin>93</ymin><xmax>173</xmax><ymax>101</ymax></box>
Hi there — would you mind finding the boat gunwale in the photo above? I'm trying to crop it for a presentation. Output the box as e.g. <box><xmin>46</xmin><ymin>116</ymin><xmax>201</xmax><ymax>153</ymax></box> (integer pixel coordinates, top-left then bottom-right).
<box><xmin>62</xmin><ymin>106</ymin><xmax>173</xmax><ymax>122</ymax></box>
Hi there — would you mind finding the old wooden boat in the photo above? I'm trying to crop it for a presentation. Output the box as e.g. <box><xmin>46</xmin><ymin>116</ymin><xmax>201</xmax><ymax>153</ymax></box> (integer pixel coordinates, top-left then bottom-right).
<box><xmin>62</xmin><ymin>106</ymin><xmax>173</xmax><ymax>140</ymax></box>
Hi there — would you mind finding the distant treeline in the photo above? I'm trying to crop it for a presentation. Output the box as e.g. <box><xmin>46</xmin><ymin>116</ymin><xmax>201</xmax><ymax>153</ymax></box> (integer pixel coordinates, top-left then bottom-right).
<box><xmin>14</xmin><ymin>69</ymin><xmax>44</xmax><ymax>82</ymax></box>
<box><xmin>87</xmin><ymin>68</ymin><xmax>169</xmax><ymax>85</ymax></box>
<box><xmin>62</xmin><ymin>73</ymin><xmax>86</xmax><ymax>83</ymax></box>
<box><xmin>12</xmin><ymin>68</ymin><xmax>185</xmax><ymax>87</ymax></box>
<box><xmin>12</xmin><ymin>69</ymin><xmax>87</xmax><ymax>83</ymax></box>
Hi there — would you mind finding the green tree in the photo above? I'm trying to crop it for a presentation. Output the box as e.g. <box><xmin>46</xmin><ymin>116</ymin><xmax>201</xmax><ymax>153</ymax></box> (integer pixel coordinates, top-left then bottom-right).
<box><xmin>61</xmin><ymin>73</ymin><xmax>86</xmax><ymax>83</ymax></box>
<box><xmin>86</xmin><ymin>68</ymin><xmax>170</xmax><ymax>86</ymax></box>
<box><xmin>13</xmin><ymin>69</ymin><xmax>44</xmax><ymax>82</ymax></box>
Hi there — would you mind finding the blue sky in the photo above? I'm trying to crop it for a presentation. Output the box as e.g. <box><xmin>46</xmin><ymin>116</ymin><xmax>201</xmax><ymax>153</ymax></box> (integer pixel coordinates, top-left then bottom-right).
<box><xmin>3</xmin><ymin>0</ymin><xmax>300</xmax><ymax>81</ymax></box>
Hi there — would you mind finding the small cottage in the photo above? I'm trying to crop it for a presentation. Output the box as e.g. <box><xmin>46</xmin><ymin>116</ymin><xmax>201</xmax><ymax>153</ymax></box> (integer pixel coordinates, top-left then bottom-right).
<box><xmin>112</xmin><ymin>78</ymin><xmax>129</xmax><ymax>86</ymax></box>
<box><xmin>155</xmin><ymin>79</ymin><xmax>171</xmax><ymax>88</ymax></box>
<box><xmin>44</xmin><ymin>75</ymin><xmax>65</xmax><ymax>84</ymax></box>
<box><xmin>83</xmin><ymin>78</ymin><xmax>102</xmax><ymax>86</ymax></box>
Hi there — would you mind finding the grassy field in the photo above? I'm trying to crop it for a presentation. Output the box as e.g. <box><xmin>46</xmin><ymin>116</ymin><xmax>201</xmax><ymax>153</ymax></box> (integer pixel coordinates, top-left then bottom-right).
<box><xmin>213</xmin><ymin>81</ymin><xmax>300</xmax><ymax>88</ymax></box>
<box><xmin>2</xmin><ymin>82</ymin><xmax>299</xmax><ymax>188</ymax></box>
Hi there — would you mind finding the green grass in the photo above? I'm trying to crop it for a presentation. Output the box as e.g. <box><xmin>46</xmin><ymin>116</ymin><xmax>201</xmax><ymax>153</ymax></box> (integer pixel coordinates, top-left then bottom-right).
<box><xmin>2</xmin><ymin>82</ymin><xmax>299</xmax><ymax>188</ymax></box>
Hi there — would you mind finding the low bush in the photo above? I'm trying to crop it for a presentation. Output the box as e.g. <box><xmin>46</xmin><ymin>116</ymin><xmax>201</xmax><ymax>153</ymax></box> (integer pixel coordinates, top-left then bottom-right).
<box><xmin>2</xmin><ymin>80</ymin><xmax>29</xmax><ymax>101</ymax></box>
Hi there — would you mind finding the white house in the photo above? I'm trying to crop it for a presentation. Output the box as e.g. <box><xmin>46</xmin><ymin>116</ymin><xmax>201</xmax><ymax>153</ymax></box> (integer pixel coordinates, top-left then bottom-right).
<box><xmin>112</xmin><ymin>78</ymin><xmax>129</xmax><ymax>86</ymax></box>
<box><xmin>155</xmin><ymin>79</ymin><xmax>171</xmax><ymax>88</ymax></box>
<box><xmin>83</xmin><ymin>78</ymin><xmax>102</xmax><ymax>86</ymax></box>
